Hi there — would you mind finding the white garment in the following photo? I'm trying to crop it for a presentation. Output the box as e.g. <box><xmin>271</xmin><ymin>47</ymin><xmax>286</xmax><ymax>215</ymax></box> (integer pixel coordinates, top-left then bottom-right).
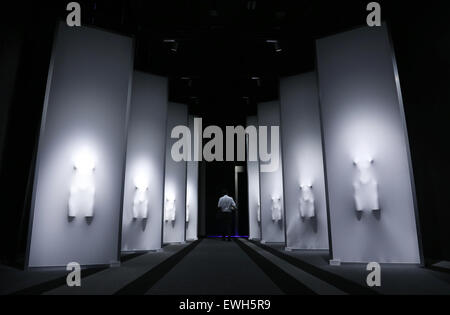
<box><xmin>218</xmin><ymin>195</ymin><xmax>236</xmax><ymax>213</ymax></box>
<box><xmin>354</xmin><ymin>180</ymin><xmax>379</xmax><ymax>211</ymax></box>
<box><xmin>257</xmin><ymin>202</ymin><xmax>261</xmax><ymax>223</ymax></box>
<box><xmin>165</xmin><ymin>198</ymin><xmax>176</xmax><ymax>222</ymax></box>
<box><xmin>271</xmin><ymin>197</ymin><xmax>282</xmax><ymax>222</ymax></box>
<box><xmin>353</xmin><ymin>159</ymin><xmax>380</xmax><ymax>212</ymax></box>
<box><xmin>186</xmin><ymin>204</ymin><xmax>190</xmax><ymax>223</ymax></box>
<box><xmin>68</xmin><ymin>185</ymin><xmax>95</xmax><ymax>218</ymax></box>
<box><xmin>133</xmin><ymin>187</ymin><xmax>149</xmax><ymax>219</ymax></box>
<box><xmin>299</xmin><ymin>186</ymin><xmax>315</xmax><ymax>219</ymax></box>
<box><xmin>68</xmin><ymin>165</ymin><xmax>95</xmax><ymax>218</ymax></box>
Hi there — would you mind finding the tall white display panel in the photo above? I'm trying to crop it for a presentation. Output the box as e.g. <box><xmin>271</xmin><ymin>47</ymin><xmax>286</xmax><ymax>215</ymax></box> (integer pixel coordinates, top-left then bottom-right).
<box><xmin>280</xmin><ymin>73</ymin><xmax>329</xmax><ymax>250</ymax></box>
<box><xmin>316</xmin><ymin>25</ymin><xmax>421</xmax><ymax>263</ymax></box>
<box><xmin>163</xmin><ymin>103</ymin><xmax>188</xmax><ymax>244</ymax></box>
<box><xmin>27</xmin><ymin>23</ymin><xmax>134</xmax><ymax>267</ymax></box>
<box><xmin>246</xmin><ymin>116</ymin><xmax>261</xmax><ymax>240</ymax></box>
<box><xmin>258</xmin><ymin>102</ymin><xmax>285</xmax><ymax>244</ymax></box>
<box><xmin>121</xmin><ymin>72</ymin><xmax>168</xmax><ymax>252</ymax></box>
<box><xmin>186</xmin><ymin>116</ymin><xmax>199</xmax><ymax>241</ymax></box>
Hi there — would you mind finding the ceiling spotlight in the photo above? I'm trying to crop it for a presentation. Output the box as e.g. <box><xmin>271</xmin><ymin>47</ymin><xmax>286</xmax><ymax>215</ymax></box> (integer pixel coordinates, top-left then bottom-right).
<box><xmin>266</xmin><ymin>40</ymin><xmax>282</xmax><ymax>53</ymax></box>
<box><xmin>189</xmin><ymin>97</ymin><xmax>200</xmax><ymax>104</ymax></box>
<box><xmin>171</xmin><ymin>42</ymin><xmax>179</xmax><ymax>53</ymax></box>
<box><xmin>164</xmin><ymin>39</ymin><xmax>179</xmax><ymax>53</ymax></box>
<box><xmin>180</xmin><ymin>77</ymin><xmax>193</xmax><ymax>87</ymax></box>
<box><xmin>251</xmin><ymin>76</ymin><xmax>262</xmax><ymax>87</ymax></box>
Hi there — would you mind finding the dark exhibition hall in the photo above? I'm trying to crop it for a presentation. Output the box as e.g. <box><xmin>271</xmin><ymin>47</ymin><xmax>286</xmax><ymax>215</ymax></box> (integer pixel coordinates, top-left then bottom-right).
<box><xmin>1</xmin><ymin>0</ymin><xmax>450</xmax><ymax>303</ymax></box>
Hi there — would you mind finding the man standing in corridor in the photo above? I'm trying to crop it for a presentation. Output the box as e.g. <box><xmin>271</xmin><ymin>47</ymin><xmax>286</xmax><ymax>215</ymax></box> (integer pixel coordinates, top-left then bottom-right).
<box><xmin>217</xmin><ymin>190</ymin><xmax>237</xmax><ymax>242</ymax></box>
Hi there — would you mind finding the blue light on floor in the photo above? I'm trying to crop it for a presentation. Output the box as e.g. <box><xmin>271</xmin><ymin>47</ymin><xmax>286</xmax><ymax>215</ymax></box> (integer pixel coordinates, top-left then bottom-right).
<box><xmin>207</xmin><ymin>236</ymin><xmax>249</xmax><ymax>238</ymax></box>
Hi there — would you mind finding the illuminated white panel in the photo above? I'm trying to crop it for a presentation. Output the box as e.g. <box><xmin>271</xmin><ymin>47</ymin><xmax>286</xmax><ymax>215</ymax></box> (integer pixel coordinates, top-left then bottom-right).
<box><xmin>121</xmin><ymin>72</ymin><xmax>168</xmax><ymax>252</ymax></box>
<box><xmin>163</xmin><ymin>103</ymin><xmax>188</xmax><ymax>244</ymax></box>
<box><xmin>280</xmin><ymin>72</ymin><xmax>329</xmax><ymax>250</ymax></box>
<box><xmin>316</xmin><ymin>24</ymin><xmax>421</xmax><ymax>263</ymax></box>
<box><xmin>28</xmin><ymin>22</ymin><xmax>134</xmax><ymax>267</ymax></box>
<box><xmin>186</xmin><ymin>115</ymin><xmax>199</xmax><ymax>241</ymax></box>
<box><xmin>258</xmin><ymin>101</ymin><xmax>285</xmax><ymax>244</ymax></box>
<box><xmin>246</xmin><ymin>116</ymin><xmax>261</xmax><ymax>240</ymax></box>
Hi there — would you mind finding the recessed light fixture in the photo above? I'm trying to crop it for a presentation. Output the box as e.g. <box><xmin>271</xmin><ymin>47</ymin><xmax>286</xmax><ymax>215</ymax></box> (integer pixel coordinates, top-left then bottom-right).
<box><xmin>164</xmin><ymin>39</ymin><xmax>179</xmax><ymax>53</ymax></box>
<box><xmin>180</xmin><ymin>77</ymin><xmax>193</xmax><ymax>87</ymax></box>
<box><xmin>251</xmin><ymin>77</ymin><xmax>262</xmax><ymax>87</ymax></box>
<box><xmin>266</xmin><ymin>40</ymin><xmax>282</xmax><ymax>53</ymax></box>
<box><xmin>189</xmin><ymin>96</ymin><xmax>200</xmax><ymax>104</ymax></box>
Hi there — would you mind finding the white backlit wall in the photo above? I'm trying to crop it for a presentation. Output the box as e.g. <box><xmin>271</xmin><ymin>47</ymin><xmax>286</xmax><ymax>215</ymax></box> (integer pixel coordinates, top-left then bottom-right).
<box><xmin>163</xmin><ymin>103</ymin><xmax>188</xmax><ymax>244</ymax></box>
<box><xmin>246</xmin><ymin>116</ymin><xmax>261</xmax><ymax>240</ymax></box>
<box><xmin>186</xmin><ymin>116</ymin><xmax>199</xmax><ymax>241</ymax></box>
<box><xmin>280</xmin><ymin>73</ymin><xmax>329</xmax><ymax>250</ymax></box>
<box><xmin>316</xmin><ymin>24</ymin><xmax>421</xmax><ymax>263</ymax></box>
<box><xmin>27</xmin><ymin>23</ymin><xmax>134</xmax><ymax>267</ymax></box>
<box><xmin>121</xmin><ymin>72</ymin><xmax>168</xmax><ymax>252</ymax></box>
<box><xmin>258</xmin><ymin>102</ymin><xmax>285</xmax><ymax>244</ymax></box>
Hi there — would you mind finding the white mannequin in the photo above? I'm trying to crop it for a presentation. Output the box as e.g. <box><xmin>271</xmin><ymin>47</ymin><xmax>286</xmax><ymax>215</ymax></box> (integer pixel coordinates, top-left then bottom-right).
<box><xmin>132</xmin><ymin>176</ymin><xmax>149</xmax><ymax>220</ymax></box>
<box><xmin>186</xmin><ymin>203</ymin><xmax>190</xmax><ymax>223</ymax></box>
<box><xmin>68</xmin><ymin>152</ymin><xmax>96</xmax><ymax>218</ymax></box>
<box><xmin>257</xmin><ymin>202</ymin><xmax>261</xmax><ymax>223</ymax></box>
<box><xmin>353</xmin><ymin>158</ymin><xmax>380</xmax><ymax>212</ymax></box>
<box><xmin>299</xmin><ymin>185</ymin><xmax>315</xmax><ymax>219</ymax></box>
<box><xmin>165</xmin><ymin>197</ymin><xmax>176</xmax><ymax>222</ymax></box>
<box><xmin>271</xmin><ymin>197</ymin><xmax>282</xmax><ymax>222</ymax></box>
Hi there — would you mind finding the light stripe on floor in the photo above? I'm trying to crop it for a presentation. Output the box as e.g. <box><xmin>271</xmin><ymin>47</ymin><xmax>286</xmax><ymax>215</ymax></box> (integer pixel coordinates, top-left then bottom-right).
<box><xmin>239</xmin><ymin>239</ymin><xmax>347</xmax><ymax>295</ymax></box>
<box><xmin>146</xmin><ymin>238</ymin><xmax>283</xmax><ymax>295</ymax></box>
<box><xmin>44</xmin><ymin>243</ymin><xmax>192</xmax><ymax>295</ymax></box>
<box><xmin>116</xmin><ymin>240</ymin><xmax>202</xmax><ymax>295</ymax></box>
<box><xmin>251</xmin><ymin>240</ymin><xmax>378</xmax><ymax>295</ymax></box>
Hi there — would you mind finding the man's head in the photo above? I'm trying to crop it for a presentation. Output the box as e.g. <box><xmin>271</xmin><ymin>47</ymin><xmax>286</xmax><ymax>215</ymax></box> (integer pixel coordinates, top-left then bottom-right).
<box><xmin>221</xmin><ymin>189</ymin><xmax>228</xmax><ymax>196</ymax></box>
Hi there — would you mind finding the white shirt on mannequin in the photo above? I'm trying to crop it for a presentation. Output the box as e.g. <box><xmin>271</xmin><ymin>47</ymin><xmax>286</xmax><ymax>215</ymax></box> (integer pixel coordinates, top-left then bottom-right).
<box><xmin>257</xmin><ymin>202</ymin><xmax>261</xmax><ymax>223</ymax></box>
<box><xmin>271</xmin><ymin>197</ymin><xmax>282</xmax><ymax>222</ymax></box>
<box><xmin>353</xmin><ymin>159</ymin><xmax>380</xmax><ymax>212</ymax></box>
<box><xmin>133</xmin><ymin>187</ymin><xmax>149</xmax><ymax>220</ymax></box>
<box><xmin>186</xmin><ymin>204</ymin><xmax>190</xmax><ymax>223</ymax></box>
<box><xmin>165</xmin><ymin>198</ymin><xmax>176</xmax><ymax>222</ymax></box>
<box><xmin>132</xmin><ymin>175</ymin><xmax>149</xmax><ymax>220</ymax></box>
<box><xmin>68</xmin><ymin>156</ymin><xmax>96</xmax><ymax>218</ymax></box>
<box><xmin>299</xmin><ymin>185</ymin><xmax>315</xmax><ymax>219</ymax></box>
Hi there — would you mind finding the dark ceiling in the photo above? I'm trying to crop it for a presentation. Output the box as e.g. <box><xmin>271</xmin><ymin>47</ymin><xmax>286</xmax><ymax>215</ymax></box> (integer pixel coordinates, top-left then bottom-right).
<box><xmin>47</xmin><ymin>0</ymin><xmax>387</xmax><ymax>116</ymax></box>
